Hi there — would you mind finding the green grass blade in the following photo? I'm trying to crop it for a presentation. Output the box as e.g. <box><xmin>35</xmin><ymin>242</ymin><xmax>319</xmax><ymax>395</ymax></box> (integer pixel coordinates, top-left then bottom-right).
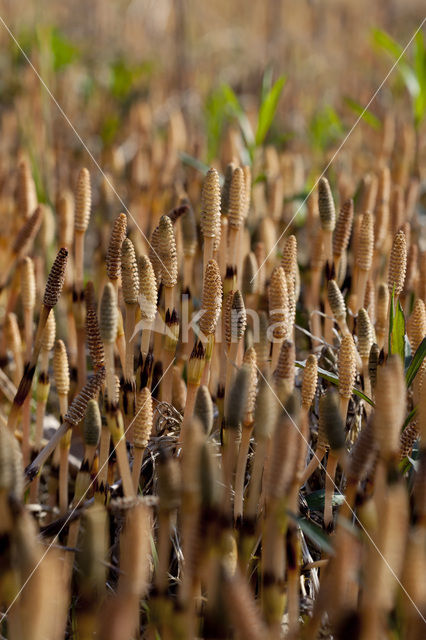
<box><xmin>390</xmin><ymin>298</ymin><xmax>406</xmax><ymax>361</ymax></box>
<box><xmin>255</xmin><ymin>75</ymin><xmax>286</xmax><ymax>146</ymax></box>
<box><xmin>295</xmin><ymin>360</ymin><xmax>375</xmax><ymax>406</ymax></box>
<box><xmin>179</xmin><ymin>151</ymin><xmax>211</xmax><ymax>176</ymax></box>
<box><xmin>344</xmin><ymin>97</ymin><xmax>382</xmax><ymax>130</ymax></box>
<box><xmin>405</xmin><ymin>337</ymin><xmax>426</xmax><ymax>387</ymax></box>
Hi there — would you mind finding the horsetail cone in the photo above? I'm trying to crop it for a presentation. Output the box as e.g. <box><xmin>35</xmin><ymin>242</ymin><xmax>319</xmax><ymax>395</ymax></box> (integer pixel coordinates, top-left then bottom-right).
<box><xmin>43</xmin><ymin>247</ymin><xmax>68</xmax><ymax>308</ymax></box>
<box><xmin>85</xmin><ymin>282</ymin><xmax>105</xmax><ymax>371</ymax></box>
<box><xmin>301</xmin><ymin>354</ymin><xmax>318</xmax><ymax>410</ymax></box>
<box><xmin>74</xmin><ymin>167</ymin><xmax>91</xmax><ymax>233</ymax></box>
<box><xmin>221</xmin><ymin>162</ymin><xmax>236</xmax><ymax>215</ymax></box>
<box><xmin>368</xmin><ymin>343</ymin><xmax>380</xmax><ymax>390</ymax></box>
<box><xmin>201</xmin><ymin>168</ymin><xmax>221</xmax><ymax>239</ymax></box>
<box><xmin>281</xmin><ymin>234</ymin><xmax>297</xmax><ymax>279</ymax></box>
<box><xmin>17</xmin><ymin>157</ymin><xmax>37</xmax><ymax>219</ymax></box>
<box><xmin>320</xmin><ymin>388</ymin><xmax>345</xmax><ymax>452</ymax></box>
<box><xmin>224</xmin><ymin>290</ymin><xmax>246</xmax><ymax>344</ymax></box>
<box><xmin>374</xmin><ymin>355</ymin><xmax>406</xmax><ymax>459</ymax></box>
<box><xmin>53</xmin><ymin>340</ymin><xmax>70</xmax><ymax>396</ymax></box>
<box><xmin>338</xmin><ymin>334</ymin><xmax>356</xmax><ymax>399</ymax></box>
<box><xmin>157</xmin><ymin>215</ymin><xmax>178</xmax><ymax>287</ymax></box>
<box><xmin>137</xmin><ymin>255</ymin><xmax>158</xmax><ymax>322</ymax></box>
<box><xmin>134</xmin><ymin>387</ymin><xmax>153</xmax><ymax>448</ymax></box>
<box><xmin>274</xmin><ymin>339</ymin><xmax>295</xmax><ymax>384</ymax></box>
<box><xmin>356</xmin><ymin>211</ymin><xmax>374</xmax><ymax>272</ymax></box>
<box><xmin>21</xmin><ymin>257</ymin><xmax>35</xmax><ymax>310</ymax></box>
<box><xmin>194</xmin><ymin>385</ymin><xmax>214</xmax><ymax>436</ymax></box>
<box><xmin>242</xmin><ymin>164</ymin><xmax>252</xmax><ymax>219</ymax></box>
<box><xmin>388</xmin><ymin>230</ymin><xmax>407</xmax><ymax>297</ymax></box>
<box><xmin>0</xmin><ymin>426</ymin><xmax>24</xmax><ymax>499</ymax></box>
<box><xmin>333</xmin><ymin>199</ymin><xmax>353</xmax><ymax>257</ymax></box>
<box><xmin>41</xmin><ymin>311</ymin><xmax>56</xmax><ymax>352</ymax></box>
<box><xmin>228</xmin><ymin>166</ymin><xmax>245</xmax><ymax>229</ymax></box>
<box><xmin>327</xmin><ymin>280</ymin><xmax>346</xmax><ymax>321</ymax></box>
<box><xmin>148</xmin><ymin>226</ymin><xmax>161</xmax><ymax>285</ymax></box>
<box><xmin>357</xmin><ymin>308</ymin><xmax>374</xmax><ymax>359</ymax></box>
<box><xmin>65</xmin><ymin>368</ymin><xmax>105</xmax><ymax>426</ymax></box>
<box><xmin>318</xmin><ymin>177</ymin><xmax>335</xmax><ymax>231</ymax></box>
<box><xmin>121</xmin><ymin>238</ymin><xmax>139</xmax><ymax>305</ymax></box>
<box><xmin>242</xmin><ymin>252</ymin><xmax>258</xmax><ymax>295</ymax></box>
<box><xmin>408</xmin><ymin>299</ymin><xmax>426</xmax><ymax>353</ymax></box>
<box><xmin>5</xmin><ymin>313</ymin><xmax>21</xmax><ymax>357</ymax></box>
<box><xmin>12</xmin><ymin>206</ymin><xmax>44</xmax><ymax>255</ymax></box>
<box><xmin>106</xmin><ymin>213</ymin><xmax>127</xmax><ymax>281</ymax></box>
<box><xmin>244</xmin><ymin>345</ymin><xmax>258</xmax><ymax>405</ymax></box>
<box><xmin>56</xmin><ymin>189</ymin><xmax>74</xmax><ymax>248</ymax></box>
<box><xmin>268</xmin><ymin>266</ymin><xmax>288</xmax><ymax>339</ymax></box>
<box><xmin>199</xmin><ymin>259</ymin><xmax>222</xmax><ymax>337</ymax></box>
<box><xmin>100</xmin><ymin>283</ymin><xmax>117</xmax><ymax>344</ymax></box>
<box><xmin>83</xmin><ymin>399</ymin><xmax>102</xmax><ymax>448</ymax></box>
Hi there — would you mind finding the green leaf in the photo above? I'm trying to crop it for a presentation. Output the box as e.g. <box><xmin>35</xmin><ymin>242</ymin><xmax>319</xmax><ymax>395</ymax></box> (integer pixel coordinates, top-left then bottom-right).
<box><xmin>308</xmin><ymin>106</ymin><xmax>345</xmax><ymax>152</ymax></box>
<box><xmin>295</xmin><ymin>361</ymin><xmax>375</xmax><ymax>407</ymax></box>
<box><xmin>304</xmin><ymin>489</ymin><xmax>345</xmax><ymax>510</ymax></box>
<box><xmin>390</xmin><ymin>297</ymin><xmax>406</xmax><ymax>361</ymax></box>
<box><xmin>50</xmin><ymin>28</ymin><xmax>79</xmax><ymax>71</ymax></box>
<box><xmin>372</xmin><ymin>28</ymin><xmax>404</xmax><ymax>61</ymax></box>
<box><xmin>255</xmin><ymin>75</ymin><xmax>286</xmax><ymax>146</ymax></box>
<box><xmin>405</xmin><ymin>337</ymin><xmax>426</xmax><ymax>387</ymax></box>
<box><xmin>372</xmin><ymin>28</ymin><xmax>420</xmax><ymax>100</ymax></box>
<box><xmin>344</xmin><ymin>97</ymin><xmax>382</xmax><ymax>130</ymax></box>
<box><xmin>179</xmin><ymin>152</ymin><xmax>211</xmax><ymax>177</ymax></box>
<box><xmin>295</xmin><ymin>516</ymin><xmax>334</xmax><ymax>555</ymax></box>
<box><xmin>402</xmin><ymin>406</ymin><xmax>418</xmax><ymax>432</ymax></box>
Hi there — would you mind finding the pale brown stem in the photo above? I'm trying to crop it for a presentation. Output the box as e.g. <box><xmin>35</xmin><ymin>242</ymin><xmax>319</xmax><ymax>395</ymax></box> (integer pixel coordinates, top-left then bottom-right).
<box><xmin>140</xmin><ymin>325</ymin><xmax>152</xmax><ymax>359</ymax></box>
<box><xmin>161</xmin><ymin>351</ymin><xmax>174</xmax><ymax>403</ymax></box>
<box><xmin>164</xmin><ymin>285</ymin><xmax>174</xmax><ymax>314</ymax></box>
<box><xmin>224</xmin><ymin>341</ymin><xmax>239</xmax><ymax>415</ymax></box>
<box><xmin>234</xmin><ymin>423</ymin><xmax>253</xmax><ymax>521</ymax></box>
<box><xmin>74</xmin><ymin>230</ymin><xmax>85</xmax><ymax>293</ymax></box>
<box><xmin>299</xmin><ymin>446</ymin><xmax>327</xmax><ymax>487</ymax></box>
<box><xmin>116</xmin><ymin>308</ymin><xmax>126</xmax><ymax>373</ymax></box>
<box><xmin>181</xmin><ymin>383</ymin><xmax>198</xmax><ymax>443</ymax></box>
<box><xmin>323</xmin><ymin>299</ymin><xmax>334</xmax><ymax>344</ymax></box>
<box><xmin>309</xmin><ymin>312</ymin><xmax>323</xmax><ymax>351</ymax></box>
<box><xmin>183</xmin><ymin>254</ymin><xmax>194</xmax><ymax>290</ymax></box>
<box><xmin>245</xmin><ymin>439</ymin><xmax>268</xmax><ymax>520</ymax></box>
<box><xmin>76</xmin><ymin>326</ymin><xmax>86</xmax><ymax>391</ymax></box>
<box><xmin>124</xmin><ymin>303</ymin><xmax>137</xmax><ymax>382</ymax></box>
<box><xmin>23</xmin><ymin>305</ymin><xmax>34</xmax><ymax>361</ymax></box>
<box><xmin>270</xmin><ymin>338</ymin><xmax>282</xmax><ymax>372</ymax></box>
<box><xmin>339</xmin><ymin>395</ymin><xmax>350</xmax><ymax>423</ymax></box>
<box><xmin>155</xmin><ymin>511</ymin><xmax>172</xmax><ymax>594</ymax></box>
<box><xmin>321</xmin><ymin>229</ymin><xmax>333</xmax><ymax>265</ymax></box>
<box><xmin>59</xmin><ymin>445</ymin><xmax>70</xmax><ymax>514</ymax></box>
<box><xmin>336</xmin><ymin>314</ymin><xmax>351</xmax><ymax>337</ymax></box>
<box><xmin>21</xmin><ymin>395</ymin><xmax>31</xmax><ymax>467</ymax></box>
<box><xmin>131</xmin><ymin>445</ymin><xmax>145</xmax><ymax>492</ymax></box>
<box><xmin>98</xmin><ymin>426</ymin><xmax>110</xmax><ymax>488</ymax></box>
<box><xmin>114</xmin><ymin>437</ymin><xmax>136</xmax><ymax>498</ymax></box>
<box><xmin>324</xmin><ymin>454</ymin><xmax>338</xmax><ymax>529</ymax></box>
<box><xmin>24</xmin><ymin>421</ymin><xmax>70</xmax><ymax>490</ymax></box>
<box><xmin>227</xmin><ymin>226</ymin><xmax>239</xmax><ymax>268</ymax></box>
<box><xmin>356</xmin><ymin>268</ymin><xmax>369</xmax><ymax>314</ymax></box>
<box><xmin>203</xmin><ymin>236</ymin><xmax>215</xmax><ymax>271</ymax></box>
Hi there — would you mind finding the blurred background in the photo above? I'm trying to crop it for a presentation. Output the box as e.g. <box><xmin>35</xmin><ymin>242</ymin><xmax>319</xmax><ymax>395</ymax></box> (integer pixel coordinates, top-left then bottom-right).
<box><xmin>0</xmin><ymin>0</ymin><xmax>424</xmax><ymax>230</ymax></box>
